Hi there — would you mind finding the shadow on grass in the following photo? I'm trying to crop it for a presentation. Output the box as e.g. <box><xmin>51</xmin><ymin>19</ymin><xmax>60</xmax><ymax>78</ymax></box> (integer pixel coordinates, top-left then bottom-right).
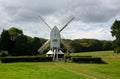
<box><xmin>101</xmin><ymin>60</ymin><xmax>108</xmax><ymax>64</ymax></box>
<box><xmin>71</xmin><ymin>61</ymin><xmax>108</xmax><ymax>64</ymax></box>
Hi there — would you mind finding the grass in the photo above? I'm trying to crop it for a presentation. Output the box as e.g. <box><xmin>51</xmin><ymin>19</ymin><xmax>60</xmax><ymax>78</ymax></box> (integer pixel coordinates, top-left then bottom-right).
<box><xmin>0</xmin><ymin>62</ymin><xmax>89</xmax><ymax>79</ymax></box>
<box><xmin>70</xmin><ymin>51</ymin><xmax>120</xmax><ymax>79</ymax></box>
<box><xmin>0</xmin><ymin>50</ymin><xmax>120</xmax><ymax>79</ymax></box>
<box><xmin>70</xmin><ymin>50</ymin><xmax>115</xmax><ymax>57</ymax></box>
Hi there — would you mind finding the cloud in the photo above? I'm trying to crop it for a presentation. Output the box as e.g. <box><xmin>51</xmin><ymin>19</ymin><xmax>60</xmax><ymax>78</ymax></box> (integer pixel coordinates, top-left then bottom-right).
<box><xmin>0</xmin><ymin>0</ymin><xmax>119</xmax><ymax>40</ymax></box>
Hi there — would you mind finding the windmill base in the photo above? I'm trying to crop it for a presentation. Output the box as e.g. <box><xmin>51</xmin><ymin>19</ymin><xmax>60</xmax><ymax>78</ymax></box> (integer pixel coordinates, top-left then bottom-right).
<box><xmin>46</xmin><ymin>50</ymin><xmax>64</xmax><ymax>61</ymax></box>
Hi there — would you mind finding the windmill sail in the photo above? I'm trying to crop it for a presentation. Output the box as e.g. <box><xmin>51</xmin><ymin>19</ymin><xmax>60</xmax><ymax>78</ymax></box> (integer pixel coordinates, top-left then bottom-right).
<box><xmin>37</xmin><ymin>15</ymin><xmax>74</xmax><ymax>61</ymax></box>
<box><xmin>59</xmin><ymin>16</ymin><xmax>74</xmax><ymax>32</ymax></box>
<box><xmin>38</xmin><ymin>40</ymin><xmax>50</xmax><ymax>54</ymax></box>
<box><xmin>38</xmin><ymin>16</ymin><xmax>52</xmax><ymax>31</ymax></box>
<box><xmin>61</xmin><ymin>38</ymin><xmax>73</xmax><ymax>53</ymax></box>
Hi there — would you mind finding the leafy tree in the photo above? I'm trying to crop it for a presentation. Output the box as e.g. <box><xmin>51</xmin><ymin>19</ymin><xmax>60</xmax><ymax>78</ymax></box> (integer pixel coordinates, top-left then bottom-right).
<box><xmin>0</xmin><ymin>30</ymin><xmax>12</xmax><ymax>53</ymax></box>
<box><xmin>31</xmin><ymin>37</ymin><xmax>42</xmax><ymax>55</ymax></box>
<box><xmin>70</xmin><ymin>40</ymin><xmax>83</xmax><ymax>52</ymax></box>
<box><xmin>0</xmin><ymin>27</ymin><xmax>47</xmax><ymax>56</ymax></box>
<box><xmin>12</xmin><ymin>35</ymin><xmax>33</xmax><ymax>56</ymax></box>
<box><xmin>111</xmin><ymin>20</ymin><xmax>120</xmax><ymax>54</ymax></box>
<box><xmin>88</xmin><ymin>39</ymin><xmax>103</xmax><ymax>51</ymax></box>
<box><xmin>8</xmin><ymin>27</ymin><xmax>23</xmax><ymax>40</ymax></box>
<box><xmin>101</xmin><ymin>40</ymin><xmax>113</xmax><ymax>50</ymax></box>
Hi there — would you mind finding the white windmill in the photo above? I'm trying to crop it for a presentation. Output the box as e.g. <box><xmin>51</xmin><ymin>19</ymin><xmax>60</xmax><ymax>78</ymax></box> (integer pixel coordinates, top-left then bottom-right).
<box><xmin>38</xmin><ymin>16</ymin><xmax>74</xmax><ymax>61</ymax></box>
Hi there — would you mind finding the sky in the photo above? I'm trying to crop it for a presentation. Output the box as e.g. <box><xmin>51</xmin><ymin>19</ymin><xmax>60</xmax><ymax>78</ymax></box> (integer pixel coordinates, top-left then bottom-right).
<box><xmin>0</xmin><ymin>0</ymin><xmax>120</xmax><ymax>40</ymax></box>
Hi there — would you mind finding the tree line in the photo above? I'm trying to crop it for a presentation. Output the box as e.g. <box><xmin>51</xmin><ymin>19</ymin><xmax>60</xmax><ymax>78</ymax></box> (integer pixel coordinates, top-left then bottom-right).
<box><xmin>0</xmin><ymin>27</ymin><xmax>113</xmax><ymax>56</ymax></box>
<box><xmin>0</xmin><ymin>27</ymin><xmax>46</xmax><ymax>56</ymax></box>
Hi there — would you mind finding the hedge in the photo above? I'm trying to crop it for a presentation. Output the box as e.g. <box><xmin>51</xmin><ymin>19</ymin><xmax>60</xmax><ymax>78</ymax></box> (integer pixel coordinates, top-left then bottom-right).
<box><xmin>65</xmin><ymin>56</ymin><xmax>92</xmax><ymax>58</ymax></box>
<box><xmin>65</xmin><ymin>56</ymin><xmax>92</xmax><ymax>60</ymax></box>
<box><xmin>72</xmin><ymin>57</ymin><xmax>101</xmax><ymax>63</ymax></box>
<box><xmin>64</xmin><ymin>56</ymin><xmax>92</xmax><ymax>62</ymax></box>
<box><xmin>1</xmin><ymin>56</ymin><xmax>53</xmax><ymax>63</ymax></box>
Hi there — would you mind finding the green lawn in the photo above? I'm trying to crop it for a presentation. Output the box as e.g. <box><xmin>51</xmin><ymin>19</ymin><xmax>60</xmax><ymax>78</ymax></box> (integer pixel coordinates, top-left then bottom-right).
<box><xmin>70</xmin><ymin>50</ymin><xmax>114</xmax><ymax>57</ymax></box>
<box><xmin>0</xmin><ymin>51</ymin><xmax>120</xmax><ymax>79</ymax></box>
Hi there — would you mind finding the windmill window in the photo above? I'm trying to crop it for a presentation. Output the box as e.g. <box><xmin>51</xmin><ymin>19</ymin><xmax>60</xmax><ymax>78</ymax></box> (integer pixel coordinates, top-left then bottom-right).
<box><xmin>53</xmin><ymin>39</ymin><xmax>58</xmax><ymax>42</ymax></box>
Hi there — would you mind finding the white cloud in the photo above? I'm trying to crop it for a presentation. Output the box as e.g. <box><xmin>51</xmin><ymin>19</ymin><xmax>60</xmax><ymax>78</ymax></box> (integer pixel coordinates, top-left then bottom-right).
<box><xmin>0</xmin><ymin>0</ymin><xmax>119</xmax><ymax>40</ymax></box>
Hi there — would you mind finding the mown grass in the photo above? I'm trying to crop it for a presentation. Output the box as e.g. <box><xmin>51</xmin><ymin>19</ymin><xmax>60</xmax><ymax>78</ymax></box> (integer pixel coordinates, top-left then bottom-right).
<box><xmin>0</xmin><ymin>50</ymin><xmax>120</xmax><ymax>79</ymax></box>
<box><xmin>70</xmin><ymin>50</ymin><xmax>114</xmax><ymax>57</ymax></box>
<box><xmin>0</xmin><ymin>62</ymin><xmax>89</xmax><ymax>79</ymax></box>
<box><xmin>70</xmin><ymin>51</ymin><xmax>120</xmax><ymax>79</ymax></box>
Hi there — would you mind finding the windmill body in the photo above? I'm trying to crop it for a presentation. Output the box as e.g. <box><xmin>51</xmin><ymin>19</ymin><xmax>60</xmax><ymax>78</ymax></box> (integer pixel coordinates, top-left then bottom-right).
<box><xmin>38</xmin><ymin>16</ymin><xmax>74</xmax><ymax>61</ymax></box>
<box><xmin>50</xmin><ymin>26</ymin><xmax>60</xmax><ymax>49</ymax></box>
<box><xmin>47</xmin><ymin>26</ymin><xmax>64</xmax><ymax>61</ymax></box>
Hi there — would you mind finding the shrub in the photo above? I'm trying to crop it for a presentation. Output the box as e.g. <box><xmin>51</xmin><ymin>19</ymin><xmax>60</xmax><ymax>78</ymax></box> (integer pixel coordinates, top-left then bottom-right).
<box><xmin>72</xmin><ymin>57</ymin><xmax>101</xmax><ymax>63</ymax></box>
<box><xmin>0</xmin><ymin>51</ymin><xmax>9</xmax><ymax>57</ymax></box>
<box><xmin>1</xmin><ymin>56</ymin><xmax>52</xmax><ymax>63</ymax></box>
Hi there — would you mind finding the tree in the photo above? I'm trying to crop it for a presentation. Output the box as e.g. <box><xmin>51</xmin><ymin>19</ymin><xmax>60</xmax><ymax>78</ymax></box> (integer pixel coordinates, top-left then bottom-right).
<box><xmin>88</xmin><ymin>39</ymin><xmax>103</xmax><ymax>51</ymax></box>
<box><xmin>111</xmin><ymin>20</ymin><xmax>120</xmax><ymax>54</ymax></box>
<box><xmin>0</xmin><ymin>30</ymin><xmax>12</xmax><ymax>53</ymax></box>
<box><xmin>0</xmin><ymin>27</ymin><xmax>48</xmax><ymax>56</ymax></box>
<box><xmin>101</xmin><ymin>40</ymin><xmax>113</xmax><ymax>50</ymax></box>
<box><xmin>70</xmin><ymin>40</ymin><xmax>83</xmax><ymax>52</ymax></box>
<box><xmin>31</xmin><ymin>37</ymin><xmax>41</xmax><ymax>55</ymax></box>
<box><xmin>12</xmin><ymin>35</ymin><xmax>32</xmax><ymax>56</ymax></box>
<box><xmin>8</xmin><ymin>27</ymin><xmax>23</xmax><ymax>41</ymax></box>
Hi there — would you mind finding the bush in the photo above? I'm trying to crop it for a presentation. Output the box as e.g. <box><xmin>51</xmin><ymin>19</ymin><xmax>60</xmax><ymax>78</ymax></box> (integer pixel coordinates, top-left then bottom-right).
<box><xmin>72</xmin><ymin>57</ymin><xmax>101</xmax><ymax>63</ymax></box>
<box><xmin>114</xmin><ymin>47</ymin><xmax>120</xmax><ymax>54</ymax></box>
<box><xmin>0</xmin><ymin>51</ymin><xmax>9</xmax><ymax>57</ymax></box>
<box><xmin>1</xmin><ymin>56</ymin><xmax>52</xmax><ymax>63</ymax></box>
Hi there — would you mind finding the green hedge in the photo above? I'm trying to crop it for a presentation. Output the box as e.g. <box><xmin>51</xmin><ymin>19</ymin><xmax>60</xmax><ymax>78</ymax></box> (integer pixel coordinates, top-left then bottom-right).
<box><xmin>72</xmin><ymin>57</ymin><xmax>101</xmax><ymax>63</ymax></box>
<box><xmin>65</xmin><ymin>56</ymin><xmax>92</xmax><ymax>59</ymax></box>
<box><xmin>1</xmin><ymin>56</ymin><xmax>53</xmax><ymax>63</ymax></box>
<box><xmin>64</xmin><ymin>56</ymin><xmax>92</xmax><ymax>62</ymax></box>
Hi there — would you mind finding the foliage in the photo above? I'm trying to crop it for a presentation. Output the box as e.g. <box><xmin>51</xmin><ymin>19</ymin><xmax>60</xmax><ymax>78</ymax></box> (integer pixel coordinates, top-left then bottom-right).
<box><xmin>0</xmin><ymin>27</ymin><xmax>47</xmax><ymax>56</ymax></box>
<box><xmin>12</xmin><ymin>35</ymin><xmax>32</xmax><ymax>55</ymax></box>
<box><xmin>70</xmin><ymin>39</ymin><xmax>83</xmax><ymax>52</ymax></box>
<box><xmin>0</xmin><ymin>30</ymin><xmax>12</xmax><ymax>53</ymax></box>
<box><xmin>8</xmin><ymin>27</ymin><xmax>23</xmax><ymax>40</ymax></box>
<box><xmin>69</xmin><ymin>39</ymin><xmax>112</xmax><ymax>53</ymax></box>
<box><xmin>0</xmin><ymin>51</ymin><xmax>9</xmax><ymax>57</ymax></box>
<box><xmin>11</xmin><ymin>35</ymin><xmax>46</xmax><ymax>56</ymax></box>
<box><xmin>88</xmin><ymin>39</ymin><xmax>103</xmax><ymax>51</ymax></box>
<box><xmin>111</xmin><ymin>20</ymin><xmax>120</xmax><ymax>54</ymax></box>
<box><xmin>101</xmin><ymin>40</ymin><xmax>113</xmax><ymax>50</ymax></box>
<box><xmin>0</xmin><ymin>27</ymin><xmax>113</xmax><ymax>56</ymax></box>
<box><xmin>31</xmin><ymin>37</ymin><xmax>43</xmax><ymax>55</ymax></box>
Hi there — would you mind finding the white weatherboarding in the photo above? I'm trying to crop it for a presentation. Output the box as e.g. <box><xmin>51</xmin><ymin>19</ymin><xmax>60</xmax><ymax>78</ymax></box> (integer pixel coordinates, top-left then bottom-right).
<box><xmin>38</xmin><ymin>16</ymin><xmax>74</xmax><ymax>61</ymax></box>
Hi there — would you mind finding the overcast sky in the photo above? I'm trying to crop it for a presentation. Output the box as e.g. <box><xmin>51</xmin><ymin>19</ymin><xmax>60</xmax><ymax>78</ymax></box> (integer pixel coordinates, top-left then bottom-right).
<box><xmin>0</xmin><ymin>0</ymin><xmax>120</xmax><ymax>40</ymax></box>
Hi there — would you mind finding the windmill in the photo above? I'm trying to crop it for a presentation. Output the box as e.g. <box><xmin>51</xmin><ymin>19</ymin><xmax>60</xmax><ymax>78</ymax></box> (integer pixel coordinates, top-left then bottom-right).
<box><xmin>38</xmin><ymin>16</ymin><xmax>74</xmax><ymax>61</ymax></box>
